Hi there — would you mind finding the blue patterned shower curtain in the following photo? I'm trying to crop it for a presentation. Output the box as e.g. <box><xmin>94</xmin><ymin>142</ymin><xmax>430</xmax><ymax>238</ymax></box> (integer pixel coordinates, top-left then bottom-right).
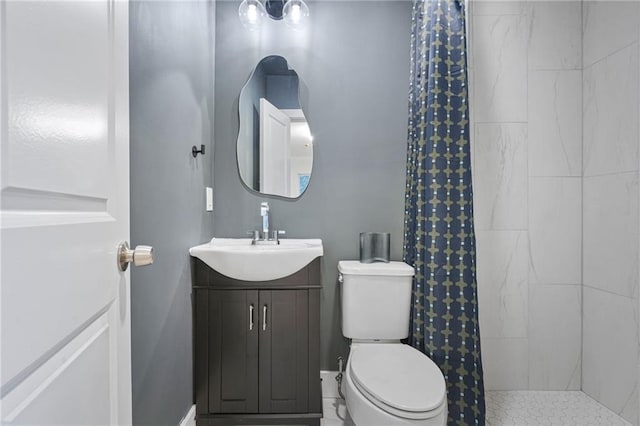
<box><xmin>403</xmin><ymin>0</ymin><xmax>485</xmax><ymax>424</ymax></box>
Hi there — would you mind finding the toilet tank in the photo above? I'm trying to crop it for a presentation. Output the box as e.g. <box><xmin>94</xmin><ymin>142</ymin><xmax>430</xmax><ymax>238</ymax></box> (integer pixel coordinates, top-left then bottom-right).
<box><xmin>338</xmin><ymin>261</ymin><xmax>415</xmax><ymax>340</ymax></box>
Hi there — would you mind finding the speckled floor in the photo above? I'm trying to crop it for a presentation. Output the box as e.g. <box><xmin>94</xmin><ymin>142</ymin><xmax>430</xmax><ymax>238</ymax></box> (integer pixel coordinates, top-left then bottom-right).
<box><xmin>486</xmin><ymin>391</ymin><xmax>631</xmax><ymax>426</ymax></box>
<box><xmin>321</xmin><ymin>391</ymin><xmax>631</xmax><ymax>425</ymax></box>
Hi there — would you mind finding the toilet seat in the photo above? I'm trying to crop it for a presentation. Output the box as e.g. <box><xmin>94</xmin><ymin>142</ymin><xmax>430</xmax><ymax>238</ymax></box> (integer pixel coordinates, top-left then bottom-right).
<box><xmin>349</xmin><ymin>344</ymin><xmax>447</xmax><ymax>420</ymax></box>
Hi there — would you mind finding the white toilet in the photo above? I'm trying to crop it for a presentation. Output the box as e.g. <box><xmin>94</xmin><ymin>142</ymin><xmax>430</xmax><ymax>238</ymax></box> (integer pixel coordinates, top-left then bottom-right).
<box><xmin>338</xmin><ymin>261</ymin><xmax>448</xmax><ymax>426</ymax></box>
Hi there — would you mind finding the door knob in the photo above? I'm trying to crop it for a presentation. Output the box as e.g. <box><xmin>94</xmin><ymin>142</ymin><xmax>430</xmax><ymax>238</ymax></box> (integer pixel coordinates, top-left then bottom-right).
<box><xmin>118</xmin><ymin>241</ymin><xmax>154</xmax><ymax>271</ymax></box>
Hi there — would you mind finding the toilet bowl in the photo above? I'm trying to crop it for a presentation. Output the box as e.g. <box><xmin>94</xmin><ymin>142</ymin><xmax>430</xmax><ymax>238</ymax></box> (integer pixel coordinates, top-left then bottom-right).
<box><xmin>343</xmin><ymin>343</ymin><xmax>447</xmax><ymax>426</ymax></box>
<box><xmin>338</xmin><ymin>261</ymin><xmax>448</xmax><ymax>426</ymax></box>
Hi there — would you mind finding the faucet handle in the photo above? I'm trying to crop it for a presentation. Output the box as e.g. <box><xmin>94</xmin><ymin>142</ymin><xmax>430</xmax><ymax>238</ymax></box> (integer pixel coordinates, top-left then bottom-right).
<box><xmin>271</xmin><ymin>230</ymin><xmax>286</xmax><ymax>243</ymax></box>
<box><xmin>247</xmin><ymin>230</ymin><xmax>260</xmax><ymax>241</ymax></box>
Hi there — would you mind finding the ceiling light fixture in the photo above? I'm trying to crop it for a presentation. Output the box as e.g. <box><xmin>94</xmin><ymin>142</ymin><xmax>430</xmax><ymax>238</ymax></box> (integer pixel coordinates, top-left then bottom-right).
<box><xmin>239</xmin><ymin>0</ymin><xmax>309</xmax><ymax>30</ymax></box>
<box><xmin>238</xmin><ymin>0</ymin><xmax>266</xmax><ymax>30</ymax></box>
<box><xmin>282</xmin><ymin>0</ymin><xmax>309</xmax><ymax>28</ymax></box>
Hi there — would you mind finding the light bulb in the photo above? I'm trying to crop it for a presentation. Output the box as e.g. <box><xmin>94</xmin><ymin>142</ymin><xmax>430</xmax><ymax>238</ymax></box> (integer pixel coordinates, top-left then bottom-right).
<box><xmin>290</xmin><ymin>4</ymin><xmax>300</xmax><ymax>21</ymax></box>
<box><xmin>238</xmin><ymin>0</ymin><xmax>266</xmax><ymax>29</ymax></box>
<box><xmin>282</xmin><ymin>0</ymin><xmax>309</xmax><ymax>28</ymax></box>
<box><xmin>247</xmin><ymin>4</ymin><xmax>258</xmax><ymax>23</ymax></box>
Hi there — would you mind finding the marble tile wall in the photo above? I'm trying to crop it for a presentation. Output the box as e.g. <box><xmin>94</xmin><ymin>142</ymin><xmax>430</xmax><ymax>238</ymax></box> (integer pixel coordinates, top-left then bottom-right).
<box><xmin>525</xmin><ymin>0</ymin><xmax>583</xmax><ymax>393</ymax></box>
<box><xmin>581</xmin><ymin>2</ymin><xmax>640</xmax><ymax>424</ymax></box>
<box><xmin>470</xmin><ymin>2</ymin><xmax>640</xmax><ymax>422</ymax></box>
<box><xmin>469</xmin><ymin>0</ymin><xmax>582</xmax><ymax>392</ymax></box>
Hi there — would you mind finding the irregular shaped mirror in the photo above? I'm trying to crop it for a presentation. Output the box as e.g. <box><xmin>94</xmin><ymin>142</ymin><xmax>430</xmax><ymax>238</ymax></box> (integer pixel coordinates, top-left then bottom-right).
<box><xmin>237</xmin><ymin>55</ymin><xmax>313</xmax><ymax>199</ymax></box>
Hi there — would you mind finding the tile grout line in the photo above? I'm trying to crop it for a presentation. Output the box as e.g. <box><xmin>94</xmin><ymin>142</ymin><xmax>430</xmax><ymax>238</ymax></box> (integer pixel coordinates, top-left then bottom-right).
<box><xmin>580</xmin><ymin>0</ymin><xmax>585</xmax><ymax>397</ymax></box>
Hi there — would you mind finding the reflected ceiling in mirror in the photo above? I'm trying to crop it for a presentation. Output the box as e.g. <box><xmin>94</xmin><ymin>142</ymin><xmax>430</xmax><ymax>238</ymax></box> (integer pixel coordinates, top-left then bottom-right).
<box><xmin>237</xmin><ymin>55</ymin><xmax>313</xmax><ymax>199</ymax></box>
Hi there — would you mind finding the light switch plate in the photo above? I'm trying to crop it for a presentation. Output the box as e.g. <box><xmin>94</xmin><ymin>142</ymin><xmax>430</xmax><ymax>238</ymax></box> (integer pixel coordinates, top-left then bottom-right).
<box><xmin>206</xmin><ymin>187</ymin><xmax>213</xmax><ymax>211</ymax></box>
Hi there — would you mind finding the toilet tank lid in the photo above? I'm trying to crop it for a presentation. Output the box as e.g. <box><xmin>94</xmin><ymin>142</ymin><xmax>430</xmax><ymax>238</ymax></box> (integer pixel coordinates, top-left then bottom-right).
<box><xmin>338</xmin><ymin>261</ymin><xmax>415</xmax><ymax>276</ymax></box>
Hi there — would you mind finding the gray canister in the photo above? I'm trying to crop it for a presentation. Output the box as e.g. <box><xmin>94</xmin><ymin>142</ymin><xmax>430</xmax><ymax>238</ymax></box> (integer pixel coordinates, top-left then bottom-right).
<box><xmin>359</xmin><ymin>232</ymin><xmax>391</xmax><ymax>263</ymax></box>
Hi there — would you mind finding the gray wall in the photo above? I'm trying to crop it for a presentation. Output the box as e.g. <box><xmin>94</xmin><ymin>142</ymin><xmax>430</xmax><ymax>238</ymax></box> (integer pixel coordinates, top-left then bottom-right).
<box><xmin>266</xmin><ymin>75</ymin><xmax>299</xmax><ymax>109</ymax></box>
<box><xmin>238</xmin><ymin>63</ymin><xmax>265</xmax><ymax>189</ymax></box>
<box><xmin>213</xmin><ymin>1</ymin><xmax>412</xmax><ymax>369</ymax></box>
<box><xmin>130</xmin><ymin>1</ymin><xmax>215</xmax><ymax>424</ymax></box>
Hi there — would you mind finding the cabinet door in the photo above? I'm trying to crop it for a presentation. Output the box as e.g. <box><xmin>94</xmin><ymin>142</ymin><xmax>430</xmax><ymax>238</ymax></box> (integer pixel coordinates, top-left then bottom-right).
<box><xmin>259</xmin><ymin>290</ymin><xmax>309</xmax><ymax>413</ymax></box>
<box><xmin>209</xmin><ymin>290</ymin><xmax>259</xmax><ymax>413</ymax></box>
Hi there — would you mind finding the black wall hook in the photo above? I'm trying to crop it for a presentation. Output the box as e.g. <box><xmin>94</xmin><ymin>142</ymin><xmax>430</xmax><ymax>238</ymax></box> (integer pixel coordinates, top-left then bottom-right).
<box><xmin>192</xmin><ymin>144</ymin><xmax>205</xmax><ymax>158</ymax></box>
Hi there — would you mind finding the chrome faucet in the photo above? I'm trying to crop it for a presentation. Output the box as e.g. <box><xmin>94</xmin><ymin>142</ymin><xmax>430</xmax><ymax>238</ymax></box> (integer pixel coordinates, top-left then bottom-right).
<box><xmin>249</xmin><ymin>202</ymin><xmax>285</xmax><ymax>245</ymax></box>
<box><xmin>261</xmin><ymin>202</ymin><xmax>269</xmax><ymax>237</ymax></box>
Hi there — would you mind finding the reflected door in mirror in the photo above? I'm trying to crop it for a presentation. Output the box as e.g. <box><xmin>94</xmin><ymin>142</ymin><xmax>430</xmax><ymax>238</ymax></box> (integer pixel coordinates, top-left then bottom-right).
<box><xmin>260</xmin><ymin>98</ymin><xmax>291</xmax><ymax>195</ymax></box>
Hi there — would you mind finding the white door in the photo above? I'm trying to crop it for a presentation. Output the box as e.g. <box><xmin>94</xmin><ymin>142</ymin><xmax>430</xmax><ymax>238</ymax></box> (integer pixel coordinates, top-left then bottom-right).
<box><xmin>259</xmin><ymin>98</ymin><xmax>291</xmax><ymax>196</ymax></box>
<box><xmin>1</xmin><ymin>1</ymin><xmax>135</xmax><ymax>424</ymax></box>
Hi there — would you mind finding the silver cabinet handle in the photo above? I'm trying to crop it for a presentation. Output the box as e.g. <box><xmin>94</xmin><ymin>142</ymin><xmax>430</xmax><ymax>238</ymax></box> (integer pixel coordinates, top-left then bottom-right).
<box><xmin>263</xmin><ymin>305</ymin><xmax>268</xmax><ymax>331</ymax></box>
<box><xmin>249</xmin><ymin>304</ymin><xmax>254</xmax><ymax>331</ymax></box>
<box><xmin>118</xmin><ymin>241</ymin><xmax>154</xmax><ymax>272</ymax></box>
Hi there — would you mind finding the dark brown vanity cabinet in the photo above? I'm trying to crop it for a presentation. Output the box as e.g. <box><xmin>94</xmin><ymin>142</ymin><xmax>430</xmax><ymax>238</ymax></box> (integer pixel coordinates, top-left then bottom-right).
<box><xmin>193</xmin><ymin>258</ymin><xmax>322</xmax><ymax>426</ymax></box>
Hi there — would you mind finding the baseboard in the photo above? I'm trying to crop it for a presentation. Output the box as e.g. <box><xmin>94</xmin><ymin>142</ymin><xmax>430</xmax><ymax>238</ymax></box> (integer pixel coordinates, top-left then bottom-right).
<box><xmin>178</xmin><ymin>404</ymin><xmax>196</xmax><ymax>426</ymax></box>
<box><xmin>321</xmin><ymin>370</ymin><xmax>340</xmax><ymax>399</ymax></box>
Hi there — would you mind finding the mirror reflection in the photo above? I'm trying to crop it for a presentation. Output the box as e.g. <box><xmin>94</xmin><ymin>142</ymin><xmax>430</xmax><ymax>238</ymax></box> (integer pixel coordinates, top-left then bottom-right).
<box><xmin>237</xmin><ymin>55</ymin><xmax>313</xmax><ymax>199</ymax></box>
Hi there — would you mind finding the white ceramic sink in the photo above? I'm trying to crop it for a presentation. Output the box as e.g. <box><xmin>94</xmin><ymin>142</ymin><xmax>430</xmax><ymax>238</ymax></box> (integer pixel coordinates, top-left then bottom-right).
<box><xmin>189</xmin><ymin>238</ymin><xmax>323</xmax><ymax>281</ymax></box>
